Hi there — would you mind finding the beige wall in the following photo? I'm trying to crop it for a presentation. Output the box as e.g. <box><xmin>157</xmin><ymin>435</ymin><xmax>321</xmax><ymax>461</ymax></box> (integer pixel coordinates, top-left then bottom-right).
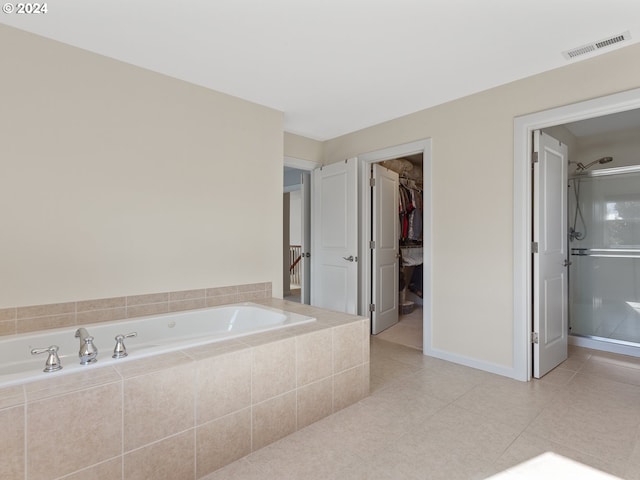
<box><xmin>324</xmin><ymin>43</ymin><xmax>640</xmax><ymax>369</ymax></box>
<box><xmin>0</xmin><ymin>25</ymin><xmax>284</xmax><ymax>308</ymax></box>
<box><xmin>284</xmin><ymin>132</ymin><xmax>324</xmax><ymax>164</ymax></box>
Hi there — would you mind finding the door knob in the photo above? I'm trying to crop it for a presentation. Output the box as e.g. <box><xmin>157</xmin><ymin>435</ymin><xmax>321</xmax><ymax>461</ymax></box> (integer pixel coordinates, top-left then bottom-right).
<box><xmin>342</xmin><ymin>255</ymin><xmax>355</xmax><ymax>262</ymax></box>
<box><xmin>563</xmin><ymin>259</ymin><xmax>572</xmax><ymax>267</ymax></box>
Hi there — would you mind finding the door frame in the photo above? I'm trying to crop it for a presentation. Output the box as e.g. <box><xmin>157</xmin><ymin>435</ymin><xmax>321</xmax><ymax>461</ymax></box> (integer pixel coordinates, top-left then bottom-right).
<box><xmin>357</xmin><ymin>139</ymin><xmax>432</xmax><ymax>350</ymax></box>
<box><xmin>513</xmin><ymin>87</ymin><xmax>640</xmax><ymax>381</ymax></box>
<box><xmin>284</xmin><ymin>156</ymin><xmax>322</xmax><ymax>305</ymax></box>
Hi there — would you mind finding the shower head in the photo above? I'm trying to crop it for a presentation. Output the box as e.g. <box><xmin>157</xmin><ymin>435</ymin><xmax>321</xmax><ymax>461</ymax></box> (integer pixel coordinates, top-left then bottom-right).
<box><xmin>576</xmin><ymin>156</ymin><xmax>613</xmax><ymax>171</ymax></box>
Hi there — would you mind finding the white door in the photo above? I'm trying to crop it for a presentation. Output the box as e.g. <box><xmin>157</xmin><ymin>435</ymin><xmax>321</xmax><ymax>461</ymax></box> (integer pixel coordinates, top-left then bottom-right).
<box><xmin>533</xmin><ymin>130</ymin><xmax>569</xmax><ymax>378</ymax></box>
<box><xmin>300</xmin><ymin>172</ymin><xmax>311</xmax><ymax>305</ymax></box>
<box><xmin>371</xmin><ymin>164</ymin><xmax>399</xmax><ymax>334</ymax></box>
<box><xmin>311</xmin><ymin>159</ymin><xmax>358</xmax><ymax>314</ymax></box>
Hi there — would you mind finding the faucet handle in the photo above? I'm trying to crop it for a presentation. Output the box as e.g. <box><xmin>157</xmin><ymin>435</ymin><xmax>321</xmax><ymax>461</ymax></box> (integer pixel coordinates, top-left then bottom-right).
<box><xmin>112</xmin><ymin>332</ymin><xmax>137</xmax><ymax>359</ymax></box>
<box><xmin>31</xmin><ymin>345</ymin><xmax>63</xmax><ymax>372</ymax></box>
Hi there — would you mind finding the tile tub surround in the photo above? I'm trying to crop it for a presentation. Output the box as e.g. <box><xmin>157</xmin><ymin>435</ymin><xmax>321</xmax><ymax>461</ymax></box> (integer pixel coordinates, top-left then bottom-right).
<box><xmin>0</xmin><ymin>282</ymin><xmax>272</xmax><ymax>337</ymax></box>
<box><xmin>0</xmin><ymin>299</ymin><xmax>369</xmax><ymax>480</ymax></box>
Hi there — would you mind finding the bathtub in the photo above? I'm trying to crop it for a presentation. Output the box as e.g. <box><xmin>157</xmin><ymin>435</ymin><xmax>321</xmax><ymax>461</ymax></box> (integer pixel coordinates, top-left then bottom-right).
<box><xmin>0</xmin><ymin>302</ymin><xmax>315</xmax><ymax>388</ymax></box>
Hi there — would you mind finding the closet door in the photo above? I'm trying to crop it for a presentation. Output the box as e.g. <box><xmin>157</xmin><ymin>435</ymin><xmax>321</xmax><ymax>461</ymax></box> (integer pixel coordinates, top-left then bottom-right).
<box><xmin>371</xmin><ymin>164</ymin><xmax>399</xmax><ymax>334</ymax></box>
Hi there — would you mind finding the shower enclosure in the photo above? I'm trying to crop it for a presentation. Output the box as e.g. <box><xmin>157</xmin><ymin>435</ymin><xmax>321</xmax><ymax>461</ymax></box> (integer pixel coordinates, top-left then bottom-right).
<box><xmin>569</xmin><ymin>165</ymin><xmax>640</xmax><ymax>348</ymax></box>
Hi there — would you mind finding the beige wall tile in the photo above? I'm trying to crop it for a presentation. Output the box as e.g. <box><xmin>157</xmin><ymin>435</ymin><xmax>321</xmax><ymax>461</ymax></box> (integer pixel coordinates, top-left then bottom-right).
<box><xmin>25</xmin><ymin>368</ymin><xmax>121</xmax><ymax>403</ymax></box>
<box><xmin>124</xmin><ymin>430</ymin><xmax>194</xmax><ymax>480</ymax></box>
<box><xmin>76</xmin><ymin>307</ymin><xmax>127</xmax><ymax>325</ymax></box>
<box><xmin>123</xmin><ymin>363</ymin><xmax>195</xmax><ymax>451</ymax></box>
<box><xmin>27</xmin><ymin>382</ymin><xmax>122</xmax><ymax>480</ymax></box>
<box><xmin>252</xmin><ymin>391</ymin><xmax>296</xmax><ymax>451</ymax></box>
<box><xmin>238</xmin><ymin>282</ymin><xmax>269</xmax><ymax>293</ymax></box>
<box><xmin>17</xmin><ymin>313</ymin><xmax>76</xmax><ymax>334</ymax></box>
<box><xmin>17</xmin><ymin>302</ymin><xmax>75</xmax><ymax>319</ymax></box>
<box><xmin>0</xmin><ymin>319</ymin><xmax>16</xmax><ymax>336</ymax></box>
<box><xmin>0</xmin><ymin>406</ymin><xmax>24</xmax><ymax>480</ymax></box>
<box><xmin>238</xmin><ymin>291</ymin><xmax>269</xmax><ymax>302</ymax></box>
<box><xmin>334</xmin><ymin>365</ymin><xmax>365</xmax><ymax>412</ymax></box>
<box><xmin>297</xmin><ymin>377</ymin><xmax>333</xmax><ymax>430</ymax></box>
<box><xmin>252</xmin><ymin>338</ymin><xmax>296</xmax><ymax>404</ymax></box>
<box><xmin>0</xmin><ymin>307</ymin><xmax>16</xmax><ymax>321</ymax></box>
<box><xmin>126</xmin><ymin>301</ymin><xmax>169</xmax><ymax>319</ymax></box>
<box><xmin>61</xmin><ymin>457</ymin><xmax>122</xmax><ymax>480</ymax></box>
<box><xmin>333</xmin><ymin>322</ymin><xmax>364</xmax><ymax>373</ymax></box>
<box><xmin>196</xmin><ymin>408</ymin><xmax>251</xmax><ymax>477</ymax></box>
<box><xmin>169</xmin><ymin>289</ymin><xmax>206</xmax><ymax>301</ymax></box>
<box><xmin>196</xmin><ymin>349</ymin><xmax>251</xmax><ymax>424</ymax></box>
<box><xmin>182</xmin><ymin>340</ymin><xmax>247</xmax><ymax>362</ymax></box>
<box><xmin>169</xmin><ymin>298</ymin><xmax>206</xmax><ymax>312</ymax></box>
<box><xmin>0</xmin><ymin>385</ymin><xmax>25</xmax><ymax>410</ymax></box>
<box><xmin>76</xmin><ymin>297</ymin><xmax>126</xmax><ymax>312</ymax></box>
<box><xmin>115</xmin><ymin>351</ymin><xmax>192</xmax><ymax>379</ymax></box>
<box><xmin>206</xmin><ymin>294</ymin><xmax>239</xmax><ymax>307</ymax></box>
<box><xmin>296</xmin><ymin>329</ymin><xmax>332</xmax><ymax>387</ymax></box>
<box><xmin>206</xmin><ymin>286</ymin><xmax>238</xmax><ymax>297</ymax></box>
<box><xmin>126</xmin><ymin>292</ymin><xmax>168</xmax><ymax>306</ymax></box>
<box><xmin>363</xmin><ymin>319</ymin><xmax>371</xmax><ymax>361</ymax></box>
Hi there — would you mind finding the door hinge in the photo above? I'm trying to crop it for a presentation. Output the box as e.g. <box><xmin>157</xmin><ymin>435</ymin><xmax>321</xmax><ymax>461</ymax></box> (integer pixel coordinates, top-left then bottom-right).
<box><xmin>370</xmin><ymin>240</ymin><xmax>375</xmax><ymax>249</ymax></box>
<box><xmin>369</xmin><ymin>304</ymin><xmax>375</xmax><ymax>312</ymax></box>
<box><xmin>531</xmin><ymin>241</ymin><xmax>539</xmax><ymax>254</ymax></box>
<box><xmin>532</xmin><ymin>152</ymin><xmax>539</xmax><ymax>164</ymax></box>
<box><xmin>370</xmin><ymin>177</ymin><xmax>375</xmax><ymax>187</ymax></box>
<box><xmin>531</xmin><ymin>332</ymin><xmax>539</xmax><ymax>344</ymax></box>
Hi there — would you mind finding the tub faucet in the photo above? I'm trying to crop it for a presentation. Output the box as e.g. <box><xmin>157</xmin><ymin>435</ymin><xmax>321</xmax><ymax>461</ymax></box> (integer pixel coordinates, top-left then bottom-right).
<box><xmin>75</xmin><ymin>327</ymin><xmax>98</xmax><ymax>365</ymax></box>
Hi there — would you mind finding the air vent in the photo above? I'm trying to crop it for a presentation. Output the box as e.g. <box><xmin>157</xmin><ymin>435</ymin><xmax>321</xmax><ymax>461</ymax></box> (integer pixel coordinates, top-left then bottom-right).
<box><xmin>562</xmin><ymin>31</ymin><xmax>631</xmax><ymax>60</ymax></box>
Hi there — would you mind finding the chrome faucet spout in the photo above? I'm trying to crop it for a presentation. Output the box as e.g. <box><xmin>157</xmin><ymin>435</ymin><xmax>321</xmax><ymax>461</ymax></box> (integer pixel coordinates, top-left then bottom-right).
<box><xmin>75</xmin><ymin>327</ymin><xmax>98</xmax><ymax>365</ymax></box>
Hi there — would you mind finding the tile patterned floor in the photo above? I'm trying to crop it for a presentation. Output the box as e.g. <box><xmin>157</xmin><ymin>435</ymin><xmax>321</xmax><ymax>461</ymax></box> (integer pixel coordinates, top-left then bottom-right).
<box><xmin>203</xmin><ymin>340</ymin><xmax>640</xmax><ymax>479</ymax></box>
<box><xmin>375</xmin><ymin>306</ymin><xmax>423</xmax><ymax>350</ymax></box>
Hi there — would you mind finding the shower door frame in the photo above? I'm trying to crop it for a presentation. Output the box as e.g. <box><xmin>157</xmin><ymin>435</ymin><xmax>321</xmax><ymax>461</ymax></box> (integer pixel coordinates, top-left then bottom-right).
<box><xmin>513</xmin><ymin>87</ymin><xmax>640</xmax><ymax>381</ymax></box>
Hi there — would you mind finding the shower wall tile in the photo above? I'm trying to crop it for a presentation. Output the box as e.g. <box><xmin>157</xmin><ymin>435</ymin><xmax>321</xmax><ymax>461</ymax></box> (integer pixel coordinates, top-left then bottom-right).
<box><xmin>0</xmin><ymin>405</ymin><xmax>24</xmax><ymax>480</ymax></box>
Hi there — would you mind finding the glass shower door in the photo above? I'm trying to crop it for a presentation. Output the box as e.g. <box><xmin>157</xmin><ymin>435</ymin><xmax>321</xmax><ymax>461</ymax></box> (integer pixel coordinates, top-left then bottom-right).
<box><xmin>569</xmin><ymin>168</ymin><xmax>640</xmax><ymax>344</ymax></box>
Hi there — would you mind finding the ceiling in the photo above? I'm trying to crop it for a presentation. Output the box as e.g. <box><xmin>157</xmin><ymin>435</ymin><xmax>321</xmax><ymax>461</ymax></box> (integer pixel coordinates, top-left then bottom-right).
<box><xmin>2</xmin><ymin>1</ymin><xmax>640</xmax><ymax>140</ymax></box>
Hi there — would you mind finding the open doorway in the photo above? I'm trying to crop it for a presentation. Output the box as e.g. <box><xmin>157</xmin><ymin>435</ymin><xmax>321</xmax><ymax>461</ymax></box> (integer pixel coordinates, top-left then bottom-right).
<box><xmin>373</xmin><ymin>154</ymin><xmax>424</xmax><ymax>350</ymax></box>
<box><xmin>513</xmin><ymin>87</ymin><xmax>640</xmax><ymax>381</ymax></box>
<box><xmin>357</xmin><ymin>139</ymin><xmax>432</xmax><ymax>352</ymax></box>
<box><xmin>283</xmin><ymin>157</ymin><xmax>321</xmax><ymax>305</ymax></box>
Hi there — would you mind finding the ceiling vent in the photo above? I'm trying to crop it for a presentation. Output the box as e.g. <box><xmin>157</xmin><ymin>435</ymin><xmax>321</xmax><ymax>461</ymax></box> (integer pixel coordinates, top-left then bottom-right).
<box><xmin>562</xmin><ymin>31</ymin><xmax>631</xmax><ymax>60</ymax></box>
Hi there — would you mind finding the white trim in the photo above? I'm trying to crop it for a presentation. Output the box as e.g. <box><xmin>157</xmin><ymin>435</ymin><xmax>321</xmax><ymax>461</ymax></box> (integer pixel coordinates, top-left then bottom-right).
<box><xmin>428</xmin><ymin>346</ymin><xmax>517</xmax><ymax>378</ymax></box>
<box><xmin>513</xmin><ymin>87</ymin><xmax>640</xmax><ymax>382</ymax></box>
<box><xmin>569</xmin><ymin>336</ymin><xmax>640</xmax><ymax>357</ymax></box>
<box><xmin>357</xmin><ymin>139</ymin><xmax>432</xmax><ymax>354</ymax></box>
<box><xmin>284</xmin><ymin>156</ymin><xmax>322</xmax><ymax>171</ymax></box>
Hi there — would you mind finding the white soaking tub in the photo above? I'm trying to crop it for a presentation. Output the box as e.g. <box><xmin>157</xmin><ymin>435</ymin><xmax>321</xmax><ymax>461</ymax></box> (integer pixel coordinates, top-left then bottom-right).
<box><xmin>0</xmin><ymin>302</ymin><xmax>315</xmax><ymax>387</ymax></box>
